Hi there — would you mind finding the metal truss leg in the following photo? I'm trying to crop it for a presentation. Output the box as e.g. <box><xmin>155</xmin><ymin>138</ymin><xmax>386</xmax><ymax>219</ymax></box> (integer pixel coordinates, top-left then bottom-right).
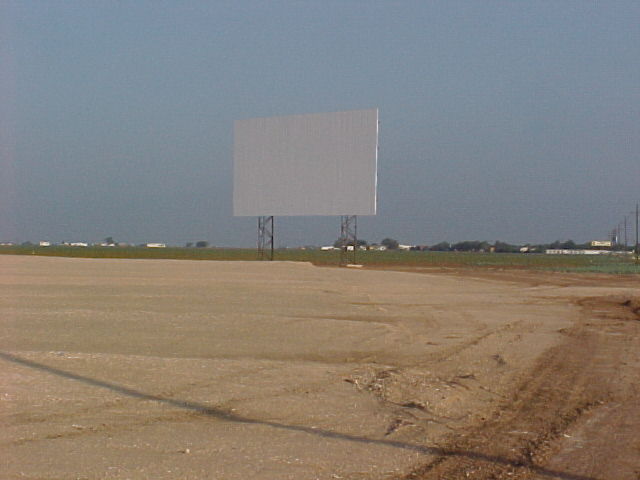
<box><xmin>257</xmin><ymin>216</ymin><xmax>274</xmax><ymax>261</ymax></box>
<box><xmin>339</xmin><ymin>215</ymin><xmax>357</xmax><ymax>265</ymax></box>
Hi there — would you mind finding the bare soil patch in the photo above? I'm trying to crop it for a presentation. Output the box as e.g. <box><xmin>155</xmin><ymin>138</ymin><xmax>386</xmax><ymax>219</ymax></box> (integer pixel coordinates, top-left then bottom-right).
<box><xmin>1</xmin><ymin>257</ymin><xmax>638</xmax><ymax>479</ymax></box>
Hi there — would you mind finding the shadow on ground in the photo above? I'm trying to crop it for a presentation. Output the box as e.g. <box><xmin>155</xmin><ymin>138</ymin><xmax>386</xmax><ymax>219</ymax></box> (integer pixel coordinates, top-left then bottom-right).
<box><xmin>1</xmin><ymin>351</ymin><xmax>597</xmax><ymax>480</ymax></box>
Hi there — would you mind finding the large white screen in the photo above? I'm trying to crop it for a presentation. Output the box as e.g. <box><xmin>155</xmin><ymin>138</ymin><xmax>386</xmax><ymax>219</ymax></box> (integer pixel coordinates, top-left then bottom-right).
<box><xmin>233</xmin><ymin>109</ymin><xmax>378</xmax><ymax>216</ymax></box>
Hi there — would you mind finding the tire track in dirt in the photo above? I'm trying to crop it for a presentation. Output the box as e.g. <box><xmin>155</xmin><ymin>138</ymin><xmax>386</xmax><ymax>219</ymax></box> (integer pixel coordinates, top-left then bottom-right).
<box><xmin>399</xmin><ymin>295</ymin><xmax>640</xmax><ymax>480</ymax></box>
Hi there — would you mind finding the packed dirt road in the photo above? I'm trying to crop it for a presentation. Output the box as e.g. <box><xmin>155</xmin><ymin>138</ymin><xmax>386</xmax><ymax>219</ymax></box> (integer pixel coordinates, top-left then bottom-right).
<box><xmin>1</xmin><ymin>256</ymin><xmax>638</xmax><ymax>479</ymax></box>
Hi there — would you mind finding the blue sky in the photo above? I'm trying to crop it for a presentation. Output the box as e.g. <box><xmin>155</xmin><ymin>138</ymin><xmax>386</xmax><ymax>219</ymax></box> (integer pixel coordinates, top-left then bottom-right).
<box><xmin>1</xmin><ymin>1</ymin><xmax>638</xmax><ymax>246</ymax></box>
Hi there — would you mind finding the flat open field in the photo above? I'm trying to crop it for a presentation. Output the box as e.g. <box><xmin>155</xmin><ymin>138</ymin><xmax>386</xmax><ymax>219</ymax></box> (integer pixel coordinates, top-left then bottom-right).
<box><xmin>1</xmin><ymin>256</ymin><xmax>639</xmax><ymax>479</ymax></box>
<box><xmin>3</xmin><ymin>245</ymin><xmax>640</xmax><ymax>274</ymax></box>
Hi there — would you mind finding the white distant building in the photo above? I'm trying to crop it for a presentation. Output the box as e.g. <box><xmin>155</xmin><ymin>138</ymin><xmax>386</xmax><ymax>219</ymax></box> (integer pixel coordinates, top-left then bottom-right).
<box><xmin>146</xmin><ymin>243</ymin><xmax>166</xmax><ymax>248</ymax></box>
<box><xmin>590</xmin><ymin>240</ymin><xmax>612</xmax><ymax>248</ymax></box>
<box><xmin>546</xmin><ymin>249</ymin><xmax>609</xmax><ymax>255</ymax></box>
<box><xmin>39</xmin><ymin>241</ymin><xmax>51</xmax><ymax>247</ymax></box>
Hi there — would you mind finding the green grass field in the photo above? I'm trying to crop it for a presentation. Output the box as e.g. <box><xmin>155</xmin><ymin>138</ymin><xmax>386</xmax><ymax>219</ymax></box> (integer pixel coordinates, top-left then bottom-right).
<box><xmin>2</xmin><ymin>245</ymin><xmax>639</xmax><ymax>274</ymax></box>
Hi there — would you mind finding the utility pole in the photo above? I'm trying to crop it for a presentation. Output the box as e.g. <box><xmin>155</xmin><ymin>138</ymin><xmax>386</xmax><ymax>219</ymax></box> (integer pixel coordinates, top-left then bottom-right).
<box><xmin>636</xmin><ymin>202</ymin><xmax>640</xmax><ymax>263</ymax></box>
<box><xmin>619</xmin><ymin>222</ymin><xmax>625</xmax><ymax>250</ymax></box>
<box><xmin>624</xmin><ymin>216</ymin><xmax>628</xmax><ymax>249</ymax></box>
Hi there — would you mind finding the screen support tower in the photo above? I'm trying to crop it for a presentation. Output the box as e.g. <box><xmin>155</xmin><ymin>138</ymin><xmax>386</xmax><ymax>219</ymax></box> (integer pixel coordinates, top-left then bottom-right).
<box><xmin>340</xmin><ymin>215</ymin><xmax>357</xmax><ymax>265</ymax></box>
<box><xmin>258</xmin><ymin>216</ymin><xmax>274</xmax><ymax>260</ymax></box>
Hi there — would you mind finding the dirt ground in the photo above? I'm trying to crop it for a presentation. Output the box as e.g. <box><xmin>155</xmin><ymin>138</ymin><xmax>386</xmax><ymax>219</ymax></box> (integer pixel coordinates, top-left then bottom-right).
<box><xmin>1</xmin><ymin>256</ymin><xmax>638</xmax><ymax>480</ymax></box>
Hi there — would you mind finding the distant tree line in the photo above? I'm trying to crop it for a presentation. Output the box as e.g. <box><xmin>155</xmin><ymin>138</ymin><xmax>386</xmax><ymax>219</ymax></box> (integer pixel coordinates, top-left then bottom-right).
<box><xmin>421</xmin><ymin>239</ymin><xmax>592</xmax><ymax>252</ymax></box>
<box><xmin>184</xmin><ymin>241</ymin><xmax>209</xmax><ymax>248</ymax></box>
<box><xmin>11</xmin><ymin>237</ymin><xmax>631</xmax><ymax>253</ymax></box>
<box><xmin>415</xmin><ymin>239</ymin><xmax>630</xmax><ymax>252</ymax></box>
<box><xmin>330</xmin><ymin>237</ymin><xmax>632</xmax><ymax>253</ymax></box>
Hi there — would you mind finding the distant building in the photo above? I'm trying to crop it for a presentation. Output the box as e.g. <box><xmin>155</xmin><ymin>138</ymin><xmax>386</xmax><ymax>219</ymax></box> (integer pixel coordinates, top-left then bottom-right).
<box><xmin>146</xmin><ymin>243</ymin><xmax>166</xmax><ymax>248</ymax></box>
<box><xmin>590</xmin><ymin>240</ymin><xmax>612</xmax><ymax>248</ymax></box>
<box><xmin>39</xmin><ymin>241</ymin><xmax>51</xmax><ymax>247</ymax></box>
<box><xmin>546</xmin><ymin>249</ymin><xmax>609</xmax><ymax>255</ymax></box>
